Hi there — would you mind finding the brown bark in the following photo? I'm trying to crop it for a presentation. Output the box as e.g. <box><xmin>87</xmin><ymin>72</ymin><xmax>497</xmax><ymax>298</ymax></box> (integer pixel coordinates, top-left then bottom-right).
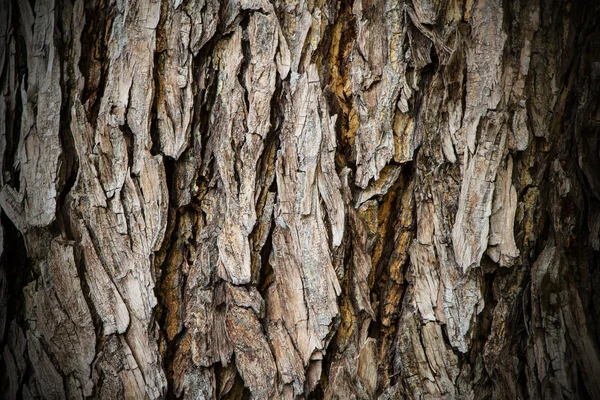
<box><xmin>1</xmin><ymin>0</ymin><xmax>600</xmax><ymax>398</ymax></box>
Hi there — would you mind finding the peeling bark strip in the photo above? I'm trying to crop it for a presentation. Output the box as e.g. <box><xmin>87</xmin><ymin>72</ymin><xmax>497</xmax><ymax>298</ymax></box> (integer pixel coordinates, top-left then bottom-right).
<box><xmin>2</xmin><ymin>0</ymin><xmax>600</xmax><ymax>398</ymax></box>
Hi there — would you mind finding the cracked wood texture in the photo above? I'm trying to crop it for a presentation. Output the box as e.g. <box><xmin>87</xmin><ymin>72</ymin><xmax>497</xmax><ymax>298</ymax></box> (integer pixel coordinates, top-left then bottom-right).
<box><xmin>1</xmin><ymin>0</ymin><xmax>600</xmax><ymax>398</ymax></box>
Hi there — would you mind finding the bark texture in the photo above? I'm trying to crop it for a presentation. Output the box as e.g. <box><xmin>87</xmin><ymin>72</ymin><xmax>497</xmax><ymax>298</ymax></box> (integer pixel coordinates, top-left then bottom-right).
<box><xmin>1</xmin><ymin>0</ymin><xmax>600</xmax><ymax>398</ymax></box>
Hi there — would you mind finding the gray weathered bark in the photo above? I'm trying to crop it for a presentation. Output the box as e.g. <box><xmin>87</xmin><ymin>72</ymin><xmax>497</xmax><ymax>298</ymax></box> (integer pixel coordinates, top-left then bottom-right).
<box><xmin>1</xmin><ymin>0</ymin><xmax>600</xmax><ymax>398</ymax></box>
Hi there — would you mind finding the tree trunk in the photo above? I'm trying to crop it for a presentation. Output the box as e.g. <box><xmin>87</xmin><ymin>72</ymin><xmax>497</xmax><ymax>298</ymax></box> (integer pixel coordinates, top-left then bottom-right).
<box><xmin>1</xmin><ymin>0</ymin><xmax>600</xmax><ymax>398</ymax></box>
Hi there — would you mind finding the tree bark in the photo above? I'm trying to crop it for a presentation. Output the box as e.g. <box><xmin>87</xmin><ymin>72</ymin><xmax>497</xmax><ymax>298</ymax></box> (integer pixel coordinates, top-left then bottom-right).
<box><xmin>1</xmin><ymin>0</ymin><xmax>600</xmax><ymax>398</ymax></box>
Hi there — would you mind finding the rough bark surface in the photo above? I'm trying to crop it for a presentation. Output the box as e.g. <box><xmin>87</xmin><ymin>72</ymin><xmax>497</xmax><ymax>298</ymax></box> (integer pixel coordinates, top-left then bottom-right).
<box><xmin>1</xmin><ymin>0</ymin><xmax>600</xmax><ymax>398</ymax></box>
